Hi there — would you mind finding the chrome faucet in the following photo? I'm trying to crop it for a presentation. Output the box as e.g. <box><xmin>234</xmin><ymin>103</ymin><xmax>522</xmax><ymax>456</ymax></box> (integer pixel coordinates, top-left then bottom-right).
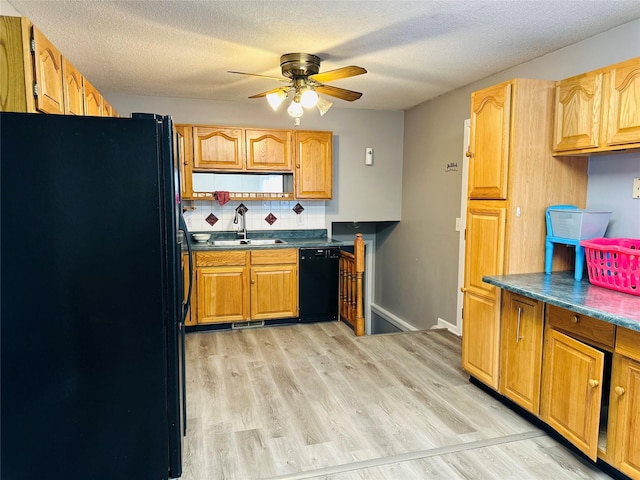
<box><xmin>234</xmin><ymin>204</ymin><xmax>248</xmax><ymax>240</ymax></box>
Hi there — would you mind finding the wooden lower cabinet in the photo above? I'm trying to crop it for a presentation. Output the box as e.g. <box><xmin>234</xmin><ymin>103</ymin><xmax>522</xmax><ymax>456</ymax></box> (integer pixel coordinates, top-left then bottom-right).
<box><xmin>607</xmin><ymin>328</ymin><xmax>640</xmax><ymax>478</ymax></box>
<box><xmin>540</xmin><ymin>328</ymin><xmax>605</xmax><ymax>460</ymax></box>
<box><xmin>194</xmin><ymin>248</ymin><xmax>298</xmax><ymax>325</ymax></box>
<box><xmin>250</xmin><ymin>249</ymin><xmax>298</xmax><ymax>320</ymax></box>
<box><xmin>462</xmin><ymin>291</ymin><xmax>501</xmax><ymax>389</ymax></box>
<box><xmin>499</xmin><ymin>292</ymin><xmax>543</xmax><ymax>414</ymax></box>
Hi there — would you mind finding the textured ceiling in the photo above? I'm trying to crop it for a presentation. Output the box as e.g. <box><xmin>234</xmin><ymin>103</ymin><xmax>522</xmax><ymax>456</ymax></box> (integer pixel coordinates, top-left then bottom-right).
<box><xmin>6</xmin><ymin>0</ymin><xmax>640</xmax><ymax>111</ymax></box>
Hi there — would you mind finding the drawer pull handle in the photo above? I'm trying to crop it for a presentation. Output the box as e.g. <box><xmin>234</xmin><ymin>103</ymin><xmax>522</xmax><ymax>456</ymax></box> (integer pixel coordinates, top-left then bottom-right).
<box><xmin>571</xmin><ymin>315</ymin><xmax>580</xmax><ymax>323</ymax></box>
<box><xmin>614</xmin><ymin>386</ymin><xmax>626</xmax><ymax>396</ymax></box>
<box><xmin>516</xmin><ymin>307</ymin><xmax>523</xmax><ymax>343</ymax></box>
<box><xmin>588</xmin><ymin>379</ymin><xmax>599</xmax><ymax>388</ymax></box>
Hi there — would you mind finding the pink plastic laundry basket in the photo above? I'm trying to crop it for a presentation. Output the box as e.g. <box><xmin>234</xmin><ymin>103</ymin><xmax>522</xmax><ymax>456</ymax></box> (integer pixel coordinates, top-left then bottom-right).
<box><xmin>580</xmin><ymin>238</ymin><xmax>640</xmax><ymax>296</ymax></box>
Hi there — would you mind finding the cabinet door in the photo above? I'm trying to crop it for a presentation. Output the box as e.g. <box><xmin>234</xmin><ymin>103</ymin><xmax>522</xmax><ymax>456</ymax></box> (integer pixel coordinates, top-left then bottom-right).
<box><xmin>605</xmin><ymin>59</ymin><xmax>640</xmax><ymax>147</ymax></box>
<box><xmin>553</xmin><ymin>72</ymin><xmax>603</xmax><ymax>152</ymax></box>
<box><xmin>608</xmin><ymin>327</ymin><xmax>640</xmax><ymax>478</ymax></box>
<box><xmin>83</xmin><ymin>78</ymin><xmax>103</xmax><ymax>116</ymax></box>
<box><xmin>62</xmin><ymin>58</ymin><xmax>84</xmax><ymax>115</ymax></box>
<box><xmin>246</xmin><ymin>129</ymin><xmax>293</xmax><ymax>171</ymax></box>
<box><xmin>197</xmin><ymin>266</ymin><xmax>249</xmax><ymax>324</ymax></box>
<box><xmin>32</xmin><ymin>27</ymin><xmax>64</xmax><ymax>114</ymax></box>
<box><xmin>250</xmin><ymin>264</ymin><xmax>298</xmax><ymax>320</ymax></box>
<box><xmin>468</xmin><ymin>81</ymin><xmax>511</xmax><ymax>199</ymax></box>
<box><xmin>294</xmin><ymin>130</ymin><xmax>332</xmax><ymax>199</ymax></box>
<box><xmin>499</xmin><ymin>293</ymin><xmax>543</xmax><ymax>414</ymax></box>
<box><xmin>541</xmin><ymin>328</ymin><xmax>604</xmax><ymax>460</ymax></box>
<box><xmin>102</xmin><ymin>99</ymin><xmax>117</xmax><ymax>117</ymax></box>
<box><xmin>193</xmin><ymin>126</ymin><xmax>244</xmax><ymax>170</ymax></box>
<box><xmin>461</xmin><ymin>204</ymin><xmax>506</xmax><ymax>389</ymax></box>
<box><xmin>175</xmin><ymin>125</ymin><xmax>193</xmax><ymax>200</ymax></box>
<box><xmin>462</xmin><ymin>291</ymin><xmax>501</xmax><ymax>389</ymax></box>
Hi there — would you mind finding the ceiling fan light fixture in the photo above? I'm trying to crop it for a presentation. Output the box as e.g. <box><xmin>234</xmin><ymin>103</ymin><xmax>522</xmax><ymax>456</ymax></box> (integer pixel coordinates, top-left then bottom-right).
<box><xmin>266</xmin><ymin>90</ymin><xmax>287</xmax><ymax>111</ymax></box>
<box><xmin>316</xmin><ymin>95</ymin><xmax>333</xmax><ymax>116</ymax></box>
<box><xmin>300</xmin><ymin>88</ymin><xmax>319</xmax><ymax>108</ymax></box>
<box><xmin>287</xmin><ymin>100</ymin><xmax>304</xmax><ymax>118</ymax></box>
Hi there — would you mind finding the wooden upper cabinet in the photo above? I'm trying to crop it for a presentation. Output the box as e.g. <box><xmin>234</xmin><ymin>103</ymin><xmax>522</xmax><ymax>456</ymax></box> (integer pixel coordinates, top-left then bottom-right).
<box><xmin>175</xmin><ymin>125</ymin><xmax>193</xmax><ymax>200</ymax></box>
<box><xmin>294</xmin><ymin>130</ymin><xmax>333</xmax><ymax>199</ymax></box>
<box><xmin>83</xmin><ymin>78</ymin><xmax>102</xmax><ymax>116</ymax></box>
<box><xmin>102</xmin><ymin>99</ymin><xmax>117</xmax><ymax>117</ymax></box>
<box><xmin>193</xmin><ymin>126</ymin><xmax>244</xmax><ymax>170</ymax></box>
<box><xmin>553</xmin><ymin>71</ymin><xmax>603</xmax><ymax>152</ymax></box>
<box><xmin>32</xmin><ymin>26</ymin><xmax>64</xmax><ymax>114</ymax></box>
<box><xmin>62</xmin><ymin>57</ymin><xmax>84</xmax><ymax>115</ymax></box>
<box><xmin>553</xmin><ymin>56</ymin><xmax>640</xmax><ymax>155</ymax></box>
<box><xmin>467</xmin><ymin>81</ymin><xmax>511</xmax><ymax>200</ymax></box>
<box><xmin>245</xmin><ymin>129</ymin><xmax>293</xmax><ymax>171</ymax></box>
<box><xmin>605</xmin><ymin>59</ymin><xmax>640</xmax><ymax>147</ymax></box>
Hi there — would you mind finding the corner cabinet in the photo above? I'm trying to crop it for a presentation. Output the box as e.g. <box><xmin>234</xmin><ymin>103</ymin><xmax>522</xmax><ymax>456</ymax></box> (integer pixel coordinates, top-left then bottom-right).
<box><xmin>462</xmin><ymin>78</ymin><xmax>588</xmax><ymax>389</ymax></box>
<box><xmin>553</xmin><ymin>56</ymin><xmax>640</xmax><ymax>155</ymax></box>
<box><xmin>294</xmin><ymin>130</ymin><xmax>333</xmax><ymax>199</ymax></box>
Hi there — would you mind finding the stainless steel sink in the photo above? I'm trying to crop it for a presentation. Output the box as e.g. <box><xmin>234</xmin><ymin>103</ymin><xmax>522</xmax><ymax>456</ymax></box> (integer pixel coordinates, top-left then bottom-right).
<box><xmin>212</xmin><ymin>239</ymin><xmax>286</xmax><ymax>246</ymax></box>
<box><xmin>212</xmin><ymin>239</ymin><xmax>248</xmax><ymax>246</ymax></box>
<box><xmin>246</xmin><ymin>239</ymin><xmax>286</xmax><ymax>245</ymax></box>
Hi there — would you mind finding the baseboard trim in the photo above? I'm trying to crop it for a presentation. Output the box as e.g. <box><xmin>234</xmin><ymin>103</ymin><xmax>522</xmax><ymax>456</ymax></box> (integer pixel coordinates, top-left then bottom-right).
<box><xmin>370</xmin><ymin>303</ymin><xmax>418</xmax><ymax>332</ymax></box>
<box><xmin>434</xmin><ymin>317</ymin><xmax>461</xmax><ymax>336</ymax></box>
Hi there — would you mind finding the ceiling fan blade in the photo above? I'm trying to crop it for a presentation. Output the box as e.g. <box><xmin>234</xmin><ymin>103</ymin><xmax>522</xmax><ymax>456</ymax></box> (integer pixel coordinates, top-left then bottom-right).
<box><xmin>309</xmin><ymin>66</ymin><xmax>367</xmax><ymax>83</ymax></box>
<box><xmin>315</xmin><ymin>84</ymin><xmax>362</xmax><ymax>102</ymax></box>
<box><xmin>227</xmin><ymin>70</ymin><xmax>289</xmax><ymax>82</ymax></box>
<box><xmin>248</xmin><ymin>87</ymin><xmax>289</xmax><ymax>99</ymax></box>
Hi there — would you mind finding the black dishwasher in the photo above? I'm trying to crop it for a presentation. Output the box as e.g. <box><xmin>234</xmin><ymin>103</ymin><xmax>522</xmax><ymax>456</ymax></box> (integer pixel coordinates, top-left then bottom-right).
<box><xmin>299</xmin><ymin>248</ymin><xmax>340</xmax><ymax>323</ymax></box>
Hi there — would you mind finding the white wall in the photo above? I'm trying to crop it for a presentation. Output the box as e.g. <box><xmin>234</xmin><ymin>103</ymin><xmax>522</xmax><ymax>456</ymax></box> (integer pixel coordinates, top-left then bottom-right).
<box><xmin>380</xmin><ymin>19</ymin><xmax>640</xmax><ymax>332</ymax></box>
<box><xmin>102</xmin><ymin>93</ymin><xmax>404</xmax><ymax>228</ymax></box>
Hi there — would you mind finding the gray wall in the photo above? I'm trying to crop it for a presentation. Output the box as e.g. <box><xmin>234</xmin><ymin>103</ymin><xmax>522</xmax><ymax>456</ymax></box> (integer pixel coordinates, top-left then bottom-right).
<box><xmin>101</xmin><ymin>93</ymin><xmax>404</xmax><ymax>225</ymax></box>
<box><xmin>378</xmin><ymin>19</ymin><xmax>640</xmax><ymax>331</ymax></box>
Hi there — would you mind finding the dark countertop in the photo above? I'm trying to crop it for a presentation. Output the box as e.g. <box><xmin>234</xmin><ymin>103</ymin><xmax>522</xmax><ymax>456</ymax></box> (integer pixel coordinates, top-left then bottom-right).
<box><xmin>186</xmin><ymin>228</ymin><xmax>342</xmax><ymax>251</ymax></box>
<box><xmin>483</xmin><ymin>272</ymin><xmax>640</xmax><ymax>332</ymax></box>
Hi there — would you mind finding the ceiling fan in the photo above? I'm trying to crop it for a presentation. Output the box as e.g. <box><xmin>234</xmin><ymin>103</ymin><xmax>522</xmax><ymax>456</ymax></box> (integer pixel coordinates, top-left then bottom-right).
<box><xmin>228</xmin><ymin>53</ymin><xmax>367</xmax><ymax>122</ymax></box>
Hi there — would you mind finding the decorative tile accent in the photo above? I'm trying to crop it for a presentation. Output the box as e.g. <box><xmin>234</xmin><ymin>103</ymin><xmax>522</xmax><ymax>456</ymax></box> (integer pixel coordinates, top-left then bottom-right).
<box><xmin>205</xmin><ymin>213</ymin><xmax>219</xmax><ymax>226</ymax></box>
<box><xmin>293</xmin><ymin>203</ymin><xmax>305</xmax><ymax>214</ymax></box>
<box><xmin>265</xmin><ymin>213</ymin><xmax>278</xmax><ymax>225</ymax></box>
<box><xmin>236</xmin><ymin>203</ymin><xmax>248</xmax><ymax>215</ymax></box>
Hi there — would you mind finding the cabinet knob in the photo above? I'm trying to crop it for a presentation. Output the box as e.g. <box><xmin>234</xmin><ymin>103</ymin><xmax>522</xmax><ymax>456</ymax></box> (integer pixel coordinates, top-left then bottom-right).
<box><xmin>465</xmin><ymin>151</ymin><xmax>473</xmax><ymax>158</ymax></box>
<box><xmin>588</xmin><ymin>379</ymin><xmax>599</xmax><ymax>388</ymax></box>
<box><xmin>571</xmin><ymin>315</ymin><xmax>580</xmax><ymax>323</ymax></box>
<box><xmin>460</xmin><ymin>287</ymin><xmax>467</xmax><ymax>293</ymax></box>
<box><xmin>614</xmin><ymin>386</ymin><xmax>626</xmax><ymax>396</ymax></box>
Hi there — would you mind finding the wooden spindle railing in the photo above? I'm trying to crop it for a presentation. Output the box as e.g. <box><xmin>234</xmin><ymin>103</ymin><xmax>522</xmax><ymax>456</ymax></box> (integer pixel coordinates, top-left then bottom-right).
<box><xmin>339</xmin><ymin>233</ymin><xmax>365</xmax><ymax>336</ymax></box>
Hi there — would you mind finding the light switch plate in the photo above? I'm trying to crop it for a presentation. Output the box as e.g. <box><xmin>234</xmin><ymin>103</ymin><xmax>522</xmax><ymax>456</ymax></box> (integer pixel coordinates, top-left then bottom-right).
<box><xmin>633</xmin><ymin>177</ymin><xmax>640</xmax><ymax>199</ymax></box>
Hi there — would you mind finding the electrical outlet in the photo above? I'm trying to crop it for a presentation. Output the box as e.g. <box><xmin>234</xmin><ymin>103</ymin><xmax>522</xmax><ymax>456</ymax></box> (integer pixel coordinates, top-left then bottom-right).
<box><xmin>633</xmin><ymin>177</ymin><xmax>640</xmax><ymax>199</ymax></box>
<box><xmin>455</xmin><ymin>217</ymin><xmax>461</xmax><ymax>231</ymax></box>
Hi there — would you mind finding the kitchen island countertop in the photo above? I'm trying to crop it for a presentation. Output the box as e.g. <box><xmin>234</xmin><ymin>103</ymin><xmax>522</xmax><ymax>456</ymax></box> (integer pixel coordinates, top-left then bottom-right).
<box><xmin>483</xmin><ymin>272</ymin><xmax>640</xmax><ymax>332</ymax></box>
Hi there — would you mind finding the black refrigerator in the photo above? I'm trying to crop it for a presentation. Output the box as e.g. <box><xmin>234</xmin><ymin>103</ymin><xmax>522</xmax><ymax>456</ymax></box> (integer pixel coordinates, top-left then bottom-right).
<box><xmin>0</xmin><ymin>112</ymin><xmax>192</xmax><ymax>480</ymax></box>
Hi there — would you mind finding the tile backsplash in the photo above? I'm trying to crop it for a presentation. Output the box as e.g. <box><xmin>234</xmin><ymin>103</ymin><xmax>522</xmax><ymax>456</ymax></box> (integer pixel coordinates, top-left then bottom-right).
<box><xmin>183</xmin><ymin>200</ymin><xmax>326</xmax><ymax>232</ymax></box>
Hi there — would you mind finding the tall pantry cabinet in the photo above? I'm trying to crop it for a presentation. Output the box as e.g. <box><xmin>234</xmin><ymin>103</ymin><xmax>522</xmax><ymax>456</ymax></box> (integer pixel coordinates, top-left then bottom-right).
<box><xmin>461</xmin><ymin>78</ymin><xmax>588</xmax><ymax>389</ymax></box>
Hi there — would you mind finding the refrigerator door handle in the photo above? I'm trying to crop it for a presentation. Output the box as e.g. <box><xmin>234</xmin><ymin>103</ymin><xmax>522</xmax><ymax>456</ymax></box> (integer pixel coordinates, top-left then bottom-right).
<box><xmin>178</xmin><ymin>214</ymin><xmax>193</xmax><ymax>321</ymax></box>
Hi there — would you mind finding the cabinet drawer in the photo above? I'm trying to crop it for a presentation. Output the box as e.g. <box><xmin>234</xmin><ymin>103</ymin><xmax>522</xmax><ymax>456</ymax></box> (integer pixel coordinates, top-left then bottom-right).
<box><xmin>616</xmin><ymin>327</ymin><xmax>640</xmax><ymax>362</ymax></box>
<box><xmin>251</xmin><ymin>248</ymin><xmax>297</xmax><ymax>265</ymax></box>
<box><xmin>196</xmin><ymin>250</ymin><xmax>248</xmax><ymax>267</ymax></box>
<box><xmin>547</xmin><ymin>305</ymin><xmax>615</xmax><ymax>350</ymax></box>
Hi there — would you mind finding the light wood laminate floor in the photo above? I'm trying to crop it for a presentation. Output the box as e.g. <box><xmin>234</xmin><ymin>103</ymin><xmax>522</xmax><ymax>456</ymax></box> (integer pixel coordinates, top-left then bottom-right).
<box><xmin>181</xmin><ymin>321</ymin><xmax>613</xmax><ymax>480</ymax></box>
